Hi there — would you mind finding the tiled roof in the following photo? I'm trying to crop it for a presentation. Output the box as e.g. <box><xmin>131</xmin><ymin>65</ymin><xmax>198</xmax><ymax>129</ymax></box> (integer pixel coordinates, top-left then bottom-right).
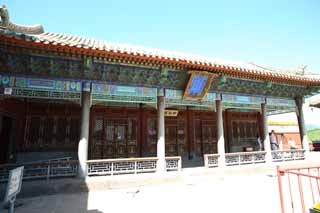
<box><xmin>2</xmin><ymin>29</ymin><xmax>319</xmax><ymax>82</ymax></box>
<box><xmin>0</xmin><ymin>5</ymin><xmax>319</xmax><ymax>85</ymax></box>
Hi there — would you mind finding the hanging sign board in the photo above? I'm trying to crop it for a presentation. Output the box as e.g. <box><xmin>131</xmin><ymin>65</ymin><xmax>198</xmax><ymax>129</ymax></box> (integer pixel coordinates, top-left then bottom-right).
<box><xmin>183</xmin><ymin>71</ymin><xmax>216</xmax><ymax>101</ymax></box>
<box><xmin>165</xmin><ymin>110</ymin><xmax>178</xmax><ymax>117</ymax></box>
<box><xmin>4</xmin><ymin>87</ymin><xmax>13</xmax><ymax>95</ymax></box>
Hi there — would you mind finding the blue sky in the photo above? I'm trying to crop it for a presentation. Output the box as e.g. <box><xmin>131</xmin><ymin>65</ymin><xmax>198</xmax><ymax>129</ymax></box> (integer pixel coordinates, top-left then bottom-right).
<box><xmin>2</xmin><ymin>0</ymin><xmax>320</xmax><ymax>73</ymax></box>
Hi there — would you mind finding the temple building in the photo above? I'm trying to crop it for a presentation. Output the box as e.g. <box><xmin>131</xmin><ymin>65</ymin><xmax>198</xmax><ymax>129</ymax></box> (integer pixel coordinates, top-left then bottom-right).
<box><xmin>0</xmin><ymin>6</ymin><xmax>319</xmax><ymax>177</ymax></box>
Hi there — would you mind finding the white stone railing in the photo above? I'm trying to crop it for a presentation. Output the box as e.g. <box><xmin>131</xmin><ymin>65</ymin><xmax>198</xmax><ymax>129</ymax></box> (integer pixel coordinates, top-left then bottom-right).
<box><xmin>204</xmin><ymin>154</ymin><xmax>220</xmax><ymax>168</ymax></box>
<box><xmin>87</xmin><ymin>156</ymin><xmax>181</xmax><ymax>176</ymax></box>
<box><xmin>166</xmin><ymin>156</ymin><xmax>182</xmax><ymax>171</ymax></box>
<box><xmin>272</xmin><ymin>149</ymin><xmax>305</xmax><ymax>162</ymax></box>
<box><xmin>225</xmin><ymin>151</ymin><xmax>267</xmax><ymax>166</ymax></box>
<box><xmin>0</xmin><ymin>160</ymin><xmax>78</xmax><ymax>182</ymax></box>
<box><xmin>204</xmin><ymin>151</ymin><xmax>267</xmax><ymax>168</ymax></box>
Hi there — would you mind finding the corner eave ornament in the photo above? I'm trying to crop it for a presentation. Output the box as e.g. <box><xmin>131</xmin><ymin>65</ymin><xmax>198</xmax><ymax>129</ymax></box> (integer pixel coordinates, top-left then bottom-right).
<box><xmin>183</xmin><ymin>71</ymin><xmax>217</xmax><ymax>101</ymax></box>
<box><xmin>0</xmin><ymin>5</ymin><xmax>44</xmax><ymax>34</ymax></box>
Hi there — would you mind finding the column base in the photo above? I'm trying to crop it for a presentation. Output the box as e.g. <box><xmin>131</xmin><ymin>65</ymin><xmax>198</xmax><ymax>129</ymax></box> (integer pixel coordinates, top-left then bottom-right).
<box><xmin>156</xmin><ymin>159</ymin><xmax>166</xmax><ymax>173</ymax></box>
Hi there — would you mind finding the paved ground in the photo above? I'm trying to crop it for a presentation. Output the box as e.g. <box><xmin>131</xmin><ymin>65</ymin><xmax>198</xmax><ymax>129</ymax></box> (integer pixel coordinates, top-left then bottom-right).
<box><xmin>1</xmin><ymin>169</ymin><xmax>282</xmax><ymax>213</ymax></box>
<box><xmin>1</xmin><ymin>157</ymin><xmax>319</xmax><ymax>213</ymax></box>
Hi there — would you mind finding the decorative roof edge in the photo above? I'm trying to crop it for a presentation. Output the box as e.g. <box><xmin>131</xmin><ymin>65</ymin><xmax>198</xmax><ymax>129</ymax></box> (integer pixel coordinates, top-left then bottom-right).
<box><xmin>0</xmin><ymin>5</ymin><xmax>319</xmax><ymax>86</ymax></box>
<box><xmin>0</xmin><ymin>5</ymin><xmax>44</xmax><ymax>34</ymax></box>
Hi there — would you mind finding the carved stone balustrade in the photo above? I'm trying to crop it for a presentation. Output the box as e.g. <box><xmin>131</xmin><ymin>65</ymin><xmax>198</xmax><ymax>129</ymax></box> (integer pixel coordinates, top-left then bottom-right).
<box><xmin>87</xmin><ymin>156</ymin><xmax>181</xmax><ymax>176</ymax></box>
<box><xmin>225</xmin><ymin>151</ymin><xmax>267</xmax><ymax>166</ymax></box>
<box><xmin>0</xmin><ymin>159</ymin><xmax>78</xmax><ymax>182</ymax></box>
<box><xmin>204</xmin><ymin>154</ymin><xmax>220</xmax><ymax>168</ymax></box>
<box><xmin>271</xmin><ymin>149</ymin><xmax>305</xmax><ymax>162</ymax></box>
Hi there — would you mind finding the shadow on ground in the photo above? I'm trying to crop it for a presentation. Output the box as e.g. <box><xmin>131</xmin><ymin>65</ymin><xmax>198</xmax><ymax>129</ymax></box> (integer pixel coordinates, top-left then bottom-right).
<box><xmin>0</xmin><ymin>177</ymin><xmax>105</xmax><ymax>213</ymax></box>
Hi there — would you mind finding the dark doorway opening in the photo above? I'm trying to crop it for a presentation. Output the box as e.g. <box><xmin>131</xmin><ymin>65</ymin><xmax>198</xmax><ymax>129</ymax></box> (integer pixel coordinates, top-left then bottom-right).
<box><xmin>0</xmin><ymin>116</ymin><xmax>13</xmax><ymax>164</ymax></box>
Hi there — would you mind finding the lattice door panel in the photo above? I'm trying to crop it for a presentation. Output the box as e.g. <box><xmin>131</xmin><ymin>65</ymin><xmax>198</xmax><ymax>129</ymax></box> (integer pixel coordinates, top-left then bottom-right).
<box><xmin>42</xmin><ymin>117</ymin><xmax>54</xmax><ymax>148</ymax></box>
<box><xmin>102</xmin><ymin>145</ymin><xmax>114</xmax><ymax>159</ymax></box>
<box><xmin>91</xmin><ymin>116</ymin><xmax>138</xmax><ymax>159</ymax></box>
<box><xmin>56</xmin><ymin>118</ymin><xmax>68</xmax><ymax>145</ymax></box>
<box><xmin>231</xmin><ymin>120</ymin><xmax>258</xmax><ymax>145</ymax></box>
<box><xmin>193</xmin><ymin>119</ymin><xmax>202</xmax><ymax>157</ymax></box>
<box><xmin>177</xmin><ymin>120</ymin><xmax>186</xmax><ymax>155</ymax></box>
<box><xmin>91</xmin><ymin>144</ymin><xmax>102</xmax><ymax>159</ymax></box>
<box><xmin>25</xmin><ymin>116</ymin><xmax>41</xmax><ymax>150</ymax></box>
<box><xmin>127</xmin><ymin>145</ymin><xmax>137</xmax><ymax>157</ymax></box>
<box><xmin>202</xmin><ymin>123</ymin><xmax>217</xmax><ymax>154</ymax></box>
<box><xmin>165</xmin><ymin>125</ymin><xmax>178</xmax><ymax>156</ymax></box>
<box><xmin>146</xmin><ymin>118</ymin><xmax>157</xmax><ymax>156</ymax></box>
<box><xmin>69</xmin><ymin>118</ymin><xmax>80</xmax><ymax>147</ymax></box>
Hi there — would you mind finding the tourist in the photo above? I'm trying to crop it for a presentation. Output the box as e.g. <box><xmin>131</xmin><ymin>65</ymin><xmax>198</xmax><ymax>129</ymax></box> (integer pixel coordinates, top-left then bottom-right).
<box><xmin>270</xmin><ymin>130</ymin><xmax>278</xmax><ymax>150</ymax></box>
<box><xmin>256</xmin><ymin>135</ymin><xmax>263</xmax><ymax>151</ymax></box>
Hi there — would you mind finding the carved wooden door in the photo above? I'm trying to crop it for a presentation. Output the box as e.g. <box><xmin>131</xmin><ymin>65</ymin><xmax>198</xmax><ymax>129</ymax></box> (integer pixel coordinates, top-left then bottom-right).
<box><xmin>194</xmin><ymin>119</ymin><xmax>217</xmax><ymax>157</ymax></box>
<box><xmin>127</xmin><ymin>119</ymin><xmax>138</xmax><ymax>157</ymax></box>
<box><xmin>165</xmin><ymin>122</ymin><xmax>178</xmax><ymax>156</ymax></box>
<box><xmin>201</xmin><ymin>120</ymin><xmax>217</xmax><ymax>154</ymax></box>
<box><xmin>114</xmin><ymin>120</ymin><xmax>127</xmax><ymax>157</ymax></box>
<box><xmin>177</xmin><ymin>119</ymin><xmax>186</xmax><ymax>156</ymax></box>
<box><xmin>92</xmin><ymin>117</ymin><xmax>137</xmax><ymax>159</ymax></box>
<box><xmin>146</xmin><ymin>117</ymin><xmax>157</xmax><ymax>157</ymax></box>
<box><xmin>194</xmin><ymin>119</ymin><xmax>203</xmax><ymax>158</ymax></box>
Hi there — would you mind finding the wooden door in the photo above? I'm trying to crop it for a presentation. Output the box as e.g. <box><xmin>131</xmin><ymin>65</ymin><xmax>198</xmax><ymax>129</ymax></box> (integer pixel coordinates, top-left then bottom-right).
<box><xmin>193</xmin><ymin>118</ymin><xmax>217</xmax><ymax>157</ymax></box>
<box><xmin>92</xmin><ymin>116</ymin><xmax>138</xmax><ymax>159</ymax></box>
<box><xmin>201</xmin><ymin>120</ymin><xmax>217</xmax><ymax>154</ymax></box>
<box><xmin>194</xmin><ymin>119</ymin><xmax>203</xmax><ymax>157</ymax></box>
<box><xmin>165</xmin><ymin>121</ymin><xmax>178</xmax><ymax>156</ymax></box>
<box><xmin>146</xmin><ymin>117</ymin><xmax>157</xmax><ymax>156</ymax></box>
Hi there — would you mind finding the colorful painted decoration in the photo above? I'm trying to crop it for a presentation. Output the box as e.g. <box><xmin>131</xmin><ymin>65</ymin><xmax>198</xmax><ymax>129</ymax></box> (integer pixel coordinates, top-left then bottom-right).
<box><xmin>267</xmin><ymin>97</ymin><xmax>295</xmax><ymax>107</ymax></box>
<box><xmin>0</xmin><ymin>75</ymin><xmax>82</xmax><ymax>92</ymax></box>
<box><xmin>91</xmin><ymin>83</ymin><xmax>157</xmax><ymax>98</ymax></box>
<box><xmin>222</xmin><ymin>94</ymin><xmax>264</xmax><ymax>104</ymax></box>
<box><xmin>166</xmin><ymin>89</ymin><xmax>215</xmax><ymax>102</ymax></box>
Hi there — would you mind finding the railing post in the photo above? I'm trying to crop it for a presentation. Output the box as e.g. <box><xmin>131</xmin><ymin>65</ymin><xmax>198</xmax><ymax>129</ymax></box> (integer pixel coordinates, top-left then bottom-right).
<box><xmin>204</xmin><ymin>155</ymin><xmax>208</xmax><ymax>168</ymax></box>
<box><xmin>47</xmin><ymin>164</ymin><xmax>50</xmax><ymax>180</ymax></box>
<box><xmin>111</xmin><ymin>162</ymin><xmax>114</xmax><ymax>176</ymax></box>
<box><xmin>297</xmin><ymin>173</ymin><xmax>306</xmax><ymax>213</ymax></box>
<box><xmin>252</xmin><ymin>154</ymin><xmax>254</xmax><ymax>164</ymax></box>
<box><xmin>277</xmin><ymin>166</ymin><xmax>285</xmax><ymax>213</ymax></box>
<box><xmin>134</xmin><ymin>161</ymin><xmax>137</xmax><ymax>174</ymax></box>
<box><xmin>178</xmin><ymin>157</ymin><xmax>182</xmax><ymax>171</ymax></box>
<box><xmin>86</xmin><ymin>162</ymin><xmax>89</xmax><ymax>176</ymax></box>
